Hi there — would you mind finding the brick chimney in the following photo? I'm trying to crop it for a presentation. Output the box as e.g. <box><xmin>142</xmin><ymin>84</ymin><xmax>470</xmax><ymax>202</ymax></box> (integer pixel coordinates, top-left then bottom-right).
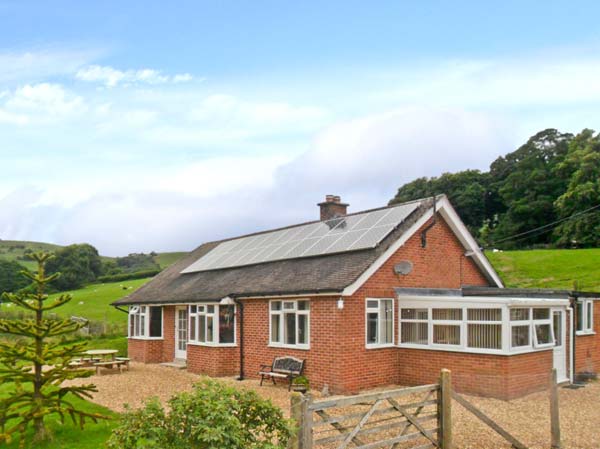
<box><xmin>318</xmin><ymin>195</ymin><xmax>349</xmax><ymax>221</ymax></box>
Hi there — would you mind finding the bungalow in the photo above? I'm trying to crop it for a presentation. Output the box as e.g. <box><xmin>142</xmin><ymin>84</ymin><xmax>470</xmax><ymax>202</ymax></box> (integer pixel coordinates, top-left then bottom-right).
<box><xmin>113</xmin><ymin>194</ymin><xmax>600</xmax><ymax>399</ymax></box>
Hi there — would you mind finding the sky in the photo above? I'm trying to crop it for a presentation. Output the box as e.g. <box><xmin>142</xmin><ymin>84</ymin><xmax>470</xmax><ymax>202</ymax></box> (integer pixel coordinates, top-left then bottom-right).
<box><xmin>1</xmin><ymin>0</ymin><xmax>599</xmax><ymax>256</ymax></box>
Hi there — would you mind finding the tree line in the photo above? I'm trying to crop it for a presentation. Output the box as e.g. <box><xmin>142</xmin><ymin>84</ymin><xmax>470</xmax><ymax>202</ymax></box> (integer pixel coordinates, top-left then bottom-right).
<box><xmin>389</xmin><ymin>128</ymin><xmax>600</xmax><ymax>249</ymax></box>
<box><xmin>0</xmin><ymin>244</ymin><xmax>161</xmax><ymax>296</ymax></box>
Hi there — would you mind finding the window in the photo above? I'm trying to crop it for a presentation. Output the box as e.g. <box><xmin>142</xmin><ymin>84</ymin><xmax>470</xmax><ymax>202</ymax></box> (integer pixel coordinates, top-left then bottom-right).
<box><xmin>129</xmin><ymin>305</ymin><xmax>162</xmax><ymax>338</ymax></box>
<box><xmin>432</xmin><ymin>308</ymin><xmax>462</xmax><ymax>346</ymax></box>
<box><xmin>366</xmin><ymin>299</ymin><xmax>394</xmax><ymax>347</ymax></box>
<box><xmin>270</xmin><ymin>300</ymin><xmax>310</xmax><ymax>348</ymax></box>
<box><xmin>189</xmin><ymin>304</ymin><xmax>236</xmax><ymax>345</ymax></box>
<box><xmin>400</xmin><ymin>308</ymin><xmax>428</xmax><ymax>345</ymax></box>
<box><xmin>576</xmin><ymin>300</ymin><xmax>594</xmax><ymax>334</ymax></box>
<box><xmin>532</xmin><ymin>308</ymin><xmax>554</xmax><ymax>348</ymax></box>
<box><xmin>510</xmin><ymin>308</ymin><xmax>530</xmax><ymax>349</ymax></box>
<box><xmin>467</xmin><ymin>308</ymin><xmax>502</xmax><ymax>350</ymax></box>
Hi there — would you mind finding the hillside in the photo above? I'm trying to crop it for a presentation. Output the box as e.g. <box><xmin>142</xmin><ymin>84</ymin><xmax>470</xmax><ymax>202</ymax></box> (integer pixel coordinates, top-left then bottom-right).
<box><xmin>0</xmin><ymin>239</ymin><xmax>186</xmax><ymax>271</ymax></box>
<box><xmin>487</xmin><ymin>248</ymin><xmax>600</xmax><ymax>292</ymax></box>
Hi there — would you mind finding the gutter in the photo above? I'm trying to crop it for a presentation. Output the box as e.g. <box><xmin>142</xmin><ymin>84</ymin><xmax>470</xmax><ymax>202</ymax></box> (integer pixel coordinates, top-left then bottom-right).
<box><xmin>231</xmin><ymin>295</ymin><xmax>245</xmax><ymax>381</ymax></box>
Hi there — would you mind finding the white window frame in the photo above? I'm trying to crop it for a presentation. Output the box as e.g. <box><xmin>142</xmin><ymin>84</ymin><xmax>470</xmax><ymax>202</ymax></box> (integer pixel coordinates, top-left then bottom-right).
<box><xmin>430</xmin><ymin>308</ymin><xmax>463</xmax><ymax>349</ymax></box>
<box><xmin>365</xmin><ymin>298</ymin><xmax>395</xmax><ymax>349</ymax></box>
<box><xmin>397</xmin><ymin>297</ymin><xmax>567</xmax><ymax>355</ymax></box>
<box><xmin>532</xmin><ymin>308</ymin><xmax>555</xmax><ymax>349</ymax></box>
<box><xmin>269</xmin><ymin>299</ymin><xmax>310</xmax><ymax>350</ymax></box>
<box><xmin>466</xmin><ymin>308</ymin><xmax>503</xmax><ymax>350</ymax></box>
<box><xmin>188</xmin><ymin>303</ymin><xmax>237</xmax><ymax>347</ymax></box>
<box><xmin>128</xmin><ymin>305</ymin><xmax>163</xmax><ymax>340</ymax></box>
<box><xmin>399</xmin><ymin>308</ymin><xmax>429</xmax><ymax>346</ymax></box>
<box><xmin>576</xmin><ymin>299</ymin><xmax>595</xmax><ymax>335</ymax></box>
<box><xmin>509</xmin><ymin>307</ymin><xmax>531</xmax><ymax>350</ymax></box>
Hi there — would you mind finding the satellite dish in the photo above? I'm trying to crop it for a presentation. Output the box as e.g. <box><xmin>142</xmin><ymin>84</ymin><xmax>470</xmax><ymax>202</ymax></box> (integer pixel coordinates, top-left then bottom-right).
<box><xmin>394</xmin><ymin>261</ymin><xmax>413</xmax><ymax>275</ymax></box>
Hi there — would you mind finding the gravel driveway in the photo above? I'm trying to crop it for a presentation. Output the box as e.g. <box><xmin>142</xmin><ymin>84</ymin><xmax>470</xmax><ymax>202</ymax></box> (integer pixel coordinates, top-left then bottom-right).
<box><xmin>67</xmin><ymin>363</ymin><xmax>600</xmax><ymax>448</ymax></box>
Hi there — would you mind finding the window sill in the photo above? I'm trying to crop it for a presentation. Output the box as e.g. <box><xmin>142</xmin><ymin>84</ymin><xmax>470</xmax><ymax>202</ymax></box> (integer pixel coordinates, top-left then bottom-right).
<box><xmin>268</xmin><ymin>343</ymin><xmax>310</xmax><ymax>351</ymax></box>
<box><xmin>187</xmin><ymin>342</ymin><xmax>237</xmax><ymax>348</ymax></box>
<box><xmin>128</xmin><ymin>337</ymin><xmax>164</xmax><ymax>341</ymax></box>
<box><xmin>366</xmin><ymin>344</ymin><xmax>395</xmax><ymax>350</ymax></box>
<box><xmin>576</xmin><ymin>331</ymin><xmax>596</xmax><ymax>336</ymax></box>
<box><xmin>398</xmin><ymin>343</ymin><xmax>553</xmax><ymax>356</ymax></box>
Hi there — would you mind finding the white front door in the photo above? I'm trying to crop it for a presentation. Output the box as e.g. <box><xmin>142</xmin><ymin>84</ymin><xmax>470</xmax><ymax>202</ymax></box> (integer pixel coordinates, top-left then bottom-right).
<box><xmin>175</xmin><ymin>307</ymin><xmax>188</xmax><ymax>360</ymax></box>
<box><xmin>552</xmin><ymin>309</ymin><xmax>567</xmax><ymax>382</ymax></box>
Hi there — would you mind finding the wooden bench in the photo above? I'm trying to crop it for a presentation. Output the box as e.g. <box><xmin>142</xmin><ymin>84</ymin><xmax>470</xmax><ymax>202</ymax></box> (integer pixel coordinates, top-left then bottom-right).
<box><xmin>94</xmin><ymin>360</ymin><xmax>126</xmax><ymax>375</ymax></box>
<box><xmin>259</xmin><ymin>356</ymin><xmax>305</xmax><ymax>391</ymax></box>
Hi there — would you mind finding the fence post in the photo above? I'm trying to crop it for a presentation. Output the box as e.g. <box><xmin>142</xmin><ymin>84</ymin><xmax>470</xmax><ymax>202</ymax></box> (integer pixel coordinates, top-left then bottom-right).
<box><xmin>288</xmin><ymin>392</ymin><xmax>303</xmax><ymax>449</ymax></box>
<box><xmin>550</xmin><ymin>368</ymin><xmax>561</xmax><ymax>449</ymax></box>
<box><xmin>300</xmin><ymin>394</ymin><xmax>313</xmax><ymax>449</ymax></box>
<box><xmin>439</xmin><ymin>369</ymin><xmax>453</xmax><ymax>449</ymax></box>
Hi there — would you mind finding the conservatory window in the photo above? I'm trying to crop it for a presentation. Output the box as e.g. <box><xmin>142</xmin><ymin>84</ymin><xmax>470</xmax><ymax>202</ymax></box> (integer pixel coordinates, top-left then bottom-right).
<box><xmin>400</xmin><ymin>308</ymin><xmax>428</xmax><ymax>345</ymax></box>
<box><xmin>532</xmin><ymin>308</ymin><xmax>554</xmax><ymax>348</ymax></box>
<box><xmin>467</xmin><ymin>308</ymin><xmax>502</xmax><ymax>350</ymax></box>
<box><xmin>431</xmin><ymin>308</ymin><xmax>462</xmax><ymax>346</ymax></box>
<box><xmin>366</xmin><ymin>299</ymin><xmax>394</xmax><ymax>347</ymax></box>
<box><xmin>510</xmin><ymin>308</ymin><xmax>530</xmax><ymax>349</ymax></box>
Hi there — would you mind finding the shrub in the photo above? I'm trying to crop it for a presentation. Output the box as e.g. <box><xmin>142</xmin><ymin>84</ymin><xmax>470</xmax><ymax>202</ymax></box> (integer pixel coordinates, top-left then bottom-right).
<box><xmin>107</xmin><ymin>379</ymin><xmax>293</xmax><ymax>449</ymax></box>
<box><xmin>97</xmin><ymin>269</ymin><xmax>161</xmax><ymax>283</ymax></box>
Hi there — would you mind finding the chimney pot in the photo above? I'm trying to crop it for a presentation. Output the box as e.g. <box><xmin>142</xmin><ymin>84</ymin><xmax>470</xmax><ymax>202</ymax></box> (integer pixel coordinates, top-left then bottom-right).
<box><xmin>318</xmin><ymin>195</ymin><xmax>349</xmax><ymax>221</ymax></box>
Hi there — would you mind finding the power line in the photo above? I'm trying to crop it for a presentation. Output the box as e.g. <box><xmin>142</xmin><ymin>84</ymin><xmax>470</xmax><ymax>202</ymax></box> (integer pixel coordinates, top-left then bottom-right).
<box><xmin>487</xmin><ymin>203</ymin><xmax>600</xmax><ymax>247</ymax></box>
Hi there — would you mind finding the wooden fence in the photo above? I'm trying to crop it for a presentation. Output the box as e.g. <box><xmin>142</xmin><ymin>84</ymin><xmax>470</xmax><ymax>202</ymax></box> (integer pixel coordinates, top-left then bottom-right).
<box><xmin>290</xmin><ymin>368</ymin><xmax>562</xmax><ymax>449</ymax></box>
<box><xmin>289</xmin><ymin>369</ymin><xmax>452</xmax><ymax>449</ymax></box>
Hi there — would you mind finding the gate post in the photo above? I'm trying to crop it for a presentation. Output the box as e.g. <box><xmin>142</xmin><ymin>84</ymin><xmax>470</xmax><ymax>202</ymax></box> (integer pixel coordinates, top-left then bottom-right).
<box><xmin>300</xmin><ymin>394</ymin><xmax>313</xmax><ymax>449</ymax></box>
<box><xmin>550</xmin><ymin>368</ymin><xmax>562</xmax><ymax>449</ymax></box>
<box><xmin>289</xmin><ymin>392</ymin><xmax>302</xmax><ymax>449</ymax></box>
<box><xmin>439</xmin><ymin>369</ymin><xmax>453</xmax><ymax>449</ymax></box>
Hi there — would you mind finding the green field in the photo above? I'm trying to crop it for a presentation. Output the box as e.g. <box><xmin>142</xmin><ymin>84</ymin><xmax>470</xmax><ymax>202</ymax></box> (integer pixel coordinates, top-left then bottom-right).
<box><xmin>487</xmin><ymin>248</ymin><xmax>600</xmax><ymax>291</ymax></box>
<box><xmin>47</xmin><ymin>277</ymin><xmax>151</xmax><ymax>323</ymax></box>
<box><xmin>154</xmin><ymin>251</ymin><xmax>186</xmax><ymax>268</ymax></box>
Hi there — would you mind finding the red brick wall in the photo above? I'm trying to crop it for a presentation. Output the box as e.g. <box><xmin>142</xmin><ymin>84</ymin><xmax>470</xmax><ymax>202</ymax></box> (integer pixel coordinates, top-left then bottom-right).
<box><xmin>396</xmin><ymin>348</ymin><xmax>552</xmax><ymax>399</ymax></box>
<box><xmin>187</xmin><ymin>344</ymin><xmax>240</xmax><ymax>377</ymax></box>
<box><xmin>575</xmin><ymin>301</ymin><xmax>600</xmax><ymax>374</ymax></box>
<box><xmin>128</xmin><ymin>338</ymin><xmax>165</xmax><ymax>363</ymax></box>
<box><xmin>242</xmin><ymin>297</ymin><xmax>341</xmax><ymax>391</ymax></box>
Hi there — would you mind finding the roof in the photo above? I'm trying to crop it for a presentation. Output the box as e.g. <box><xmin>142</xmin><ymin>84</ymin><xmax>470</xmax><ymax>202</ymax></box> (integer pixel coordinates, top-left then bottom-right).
<box><xmin>113</xmin><ymin>195</ymin><xmax>504</xmax><ymax>306</ymax></box>
<box><xmin>113</xmin><ymin>198</ymin><xmax>433</xmax><ymax>305</ymax></box>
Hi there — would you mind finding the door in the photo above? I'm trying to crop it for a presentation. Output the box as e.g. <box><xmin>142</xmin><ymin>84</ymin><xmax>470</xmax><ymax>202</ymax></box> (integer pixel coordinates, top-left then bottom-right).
<box><xmin>175</xmin><ymin>306</ymin><xmax>188</xmax><ymax>360</ymax></box>
<box><xmin>552</xmin><ymin>309</ymin><xmax>567</xmax><ymax>382</ymax></box>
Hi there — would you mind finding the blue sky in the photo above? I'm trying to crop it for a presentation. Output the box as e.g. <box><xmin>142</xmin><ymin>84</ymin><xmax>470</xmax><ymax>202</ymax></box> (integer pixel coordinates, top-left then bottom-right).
<box><xmin>1</xmin><ymin>1</ymin><xmax>599</xmax><ymax>255</ymax></box>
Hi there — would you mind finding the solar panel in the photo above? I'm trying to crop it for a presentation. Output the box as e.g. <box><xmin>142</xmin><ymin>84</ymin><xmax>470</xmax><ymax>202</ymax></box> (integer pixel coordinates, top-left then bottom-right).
<box><xmin>181</xmin><ymin>201</ymin><xmax>421</xmax><ymax>273</ymax></box>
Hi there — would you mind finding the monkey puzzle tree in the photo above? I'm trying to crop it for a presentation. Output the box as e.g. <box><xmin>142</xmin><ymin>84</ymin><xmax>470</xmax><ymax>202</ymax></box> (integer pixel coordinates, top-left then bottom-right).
<box><xmin>0</xmin><ymin>252</ymin><xmax>107</xmax><ymax>447</ymax></box>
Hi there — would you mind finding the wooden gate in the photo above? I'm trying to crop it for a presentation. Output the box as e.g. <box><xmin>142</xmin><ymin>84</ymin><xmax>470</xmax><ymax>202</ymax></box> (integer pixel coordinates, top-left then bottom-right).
<box><xmin>290</xmin><ymin>370</ymin><xmax>452</xmax><ymax>449</ymax></box>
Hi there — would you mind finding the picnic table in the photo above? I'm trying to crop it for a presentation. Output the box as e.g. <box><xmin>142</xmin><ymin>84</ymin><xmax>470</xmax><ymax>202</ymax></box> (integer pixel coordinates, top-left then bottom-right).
<box><xmin>84</xmin><ymin>349</ymin><xmax>118</xmax><ymax>361</ymax></box>
<box><xmin>73</xmin><ymin>349</ymin><xmax>127</xmax><ymax>374</ymax></box>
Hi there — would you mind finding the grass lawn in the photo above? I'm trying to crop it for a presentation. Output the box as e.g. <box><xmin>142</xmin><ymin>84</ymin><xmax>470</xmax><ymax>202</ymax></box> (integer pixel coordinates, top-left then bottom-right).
<box><xmin>487</xmin><ymin>248</ymin><xmax>600</xmax><ymax>291</ymax></box>
<box><xmin>0</xmin><ymin>240</ymin><xmax>63</xmax><ymax>271</ymax></box>
<box><xmin>44</xmin><ymin>277</ymin><xmax>151</xmax><ymax>324</ymax></box>
<box><xmin>0</xmin><ymin>383</ymin><xmax>117</xmax><ymax>449</ymax></box>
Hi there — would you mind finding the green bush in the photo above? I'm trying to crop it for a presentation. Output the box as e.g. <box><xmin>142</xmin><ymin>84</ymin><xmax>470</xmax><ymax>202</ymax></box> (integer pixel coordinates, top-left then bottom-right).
<box><xmin>107</xmin><ymin>379</ymin><xmax>293</xmax><ymax>449</ymax></box>
<box><xmin>97</xmin><ymin>269</ymin><xmax>161</xmax><ymax>283</ymax></box>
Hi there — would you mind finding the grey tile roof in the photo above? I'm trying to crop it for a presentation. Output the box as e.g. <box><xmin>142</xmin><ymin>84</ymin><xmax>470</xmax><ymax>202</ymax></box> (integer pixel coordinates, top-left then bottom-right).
<box><xmin>113</xmin><ymin>198</ymin><xmax>432</xmax><ymax>305</ymax></box>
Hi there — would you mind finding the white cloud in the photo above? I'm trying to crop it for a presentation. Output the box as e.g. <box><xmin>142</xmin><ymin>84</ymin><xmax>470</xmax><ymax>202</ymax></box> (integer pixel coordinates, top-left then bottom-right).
<box><xmin>0</xmin><ymin>48</ymin><xmax>97</xmax><ymax>83</ymax></box>
<box><xmin>380</xmin><ymin>57</ymin><xmax>600</xmax><ymax>107</ymax></box>
<box><xmin>6</xmin><ymin>83</ymin><xmax>85</xmax><ymax>116</ymax></box>
<box><xmin>75</xmin><ymin>65</ymin><xmax>194</xmax><ymax>87</ymax></box>
<box><xmin>0</xmin><ymin>107</ymin><xmax>512</xmax><ymax>255</ymax></box>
